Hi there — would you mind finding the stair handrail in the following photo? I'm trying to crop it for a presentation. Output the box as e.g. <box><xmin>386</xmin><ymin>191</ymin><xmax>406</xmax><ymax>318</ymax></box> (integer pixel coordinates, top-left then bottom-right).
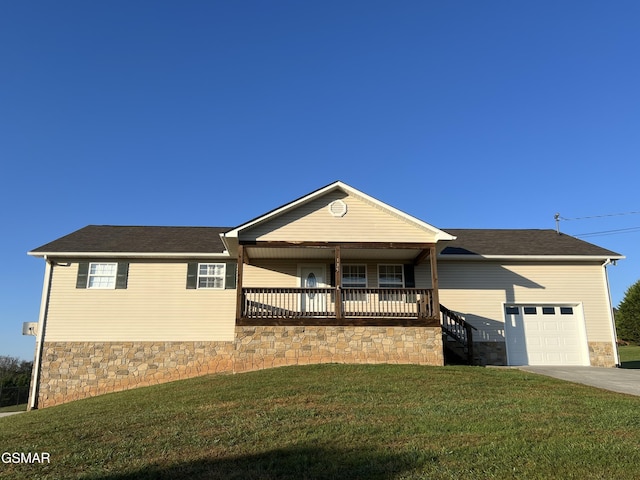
<box><xmin>439</xmin><ymin>304</ymin><xmax>477</xmax><ymax>363</ymax></box>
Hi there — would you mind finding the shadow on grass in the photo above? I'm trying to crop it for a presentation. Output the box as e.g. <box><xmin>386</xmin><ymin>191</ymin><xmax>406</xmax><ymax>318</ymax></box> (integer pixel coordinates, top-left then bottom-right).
<box><xmin>621</xmin><ymin>360</ymin><xmax>640</xmax><ymax>369</ymax></box>
<box><xmin>88</xmin><ymin>445</ymin><xmax>431</xmax><ymax>480</ymax></box>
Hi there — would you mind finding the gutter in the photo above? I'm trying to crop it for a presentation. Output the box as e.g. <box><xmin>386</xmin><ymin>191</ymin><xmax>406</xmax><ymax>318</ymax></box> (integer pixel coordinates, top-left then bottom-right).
<box><xmin>602</xmin><ymin>258</ymin><xmax>621</xmax><ymax>367</ymax></box>
<box><xmin>29</xmin><ymin>257</ymin><xmax>53</xmax><ymax>410</ymax></box>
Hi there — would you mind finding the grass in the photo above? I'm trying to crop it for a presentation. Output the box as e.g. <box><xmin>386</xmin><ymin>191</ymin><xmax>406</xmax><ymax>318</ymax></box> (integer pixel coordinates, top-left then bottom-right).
<box><xmin>619</xmin><ymin>344</ymin><xmax>640</xmax><ymax>368</ymax></box>
<box><xmin>1</xmin><ymin>364</ymin><xmax>640</xmax><ymax>479</ymax></box>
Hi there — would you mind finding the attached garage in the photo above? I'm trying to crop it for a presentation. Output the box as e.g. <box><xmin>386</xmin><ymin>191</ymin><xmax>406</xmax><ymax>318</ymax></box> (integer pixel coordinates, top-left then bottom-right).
<box><xmin>504</xmin><ymin>304</ymin><xmax>590</xmax><ymax>366</ymax></box>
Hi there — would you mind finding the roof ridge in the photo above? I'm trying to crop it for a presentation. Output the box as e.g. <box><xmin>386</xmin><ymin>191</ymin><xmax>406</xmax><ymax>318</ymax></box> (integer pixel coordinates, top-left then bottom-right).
<box><xmin>85</xmin><ymin>224</ymin><xmax>233</xmax><ymax>229</ymax></box>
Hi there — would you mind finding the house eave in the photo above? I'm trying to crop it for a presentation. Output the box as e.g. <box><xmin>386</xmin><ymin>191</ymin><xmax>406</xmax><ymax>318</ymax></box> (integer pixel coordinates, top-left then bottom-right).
<box><xmin>27</xmin><ymin>251</ymin><xmax>232</xmax><ymax>259</ymax></box>
<box><xmin>439</xmin><ymin>254</ymin><xmax>626</xmax><ymax>262</ymax></box>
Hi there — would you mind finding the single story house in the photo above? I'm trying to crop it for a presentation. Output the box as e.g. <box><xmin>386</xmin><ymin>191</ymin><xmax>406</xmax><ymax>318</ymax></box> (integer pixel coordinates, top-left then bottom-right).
<box><xmin>26</xmin><ymin>181</ymin><xmax>623</xmax><ymax>408</ymax></box>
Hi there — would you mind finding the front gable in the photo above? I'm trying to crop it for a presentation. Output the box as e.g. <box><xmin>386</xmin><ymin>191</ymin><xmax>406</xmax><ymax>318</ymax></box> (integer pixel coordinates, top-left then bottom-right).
<box><xmin>226</xmin><ymin>181</ymin><xmax>454</xmax><ymax>245</ymax></box>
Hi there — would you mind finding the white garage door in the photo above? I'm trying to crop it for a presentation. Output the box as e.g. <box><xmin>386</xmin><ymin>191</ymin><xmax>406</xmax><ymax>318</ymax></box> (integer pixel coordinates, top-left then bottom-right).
<box><xmin>504</xmin><ymin>305</ymin><xmax>589</xmax><ymax>366</ymax></box>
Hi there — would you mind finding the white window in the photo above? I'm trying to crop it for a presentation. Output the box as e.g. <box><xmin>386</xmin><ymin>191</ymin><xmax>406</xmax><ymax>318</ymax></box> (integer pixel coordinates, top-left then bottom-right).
<box><xmin>342</xmin><ymin>264</ymin><xmax>366</xmax><ymax>288</ymax></box>
<box><xmin>378</xmin><ymin>264</ymin><xmax>404</xmax><ymax>301</ymax></box>
<box><xmin>88</xmin><ymin>263</ymin><xmax>118</xmax><ymax>289</ymax></box>
<box><xmin>198</xmin><ymin>263</ymin><xmax>226</xmax><ymax>289</ymax></box>
<box><xmin>378</xmin><ymin>264</ymin><xmax>404</xmax><ymax>288</ymax></box>
<box><xmin>342</xmin><ymin>264</ymin><xmax>367</xmax><ymax>301</ymax></box>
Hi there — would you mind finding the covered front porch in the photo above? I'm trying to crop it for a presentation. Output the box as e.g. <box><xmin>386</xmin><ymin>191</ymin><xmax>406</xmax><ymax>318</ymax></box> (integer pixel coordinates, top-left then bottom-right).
<box><xmin>235</xmin><ymin>241</ymin><xmax>441</xmax><ymax>326</ymax></box>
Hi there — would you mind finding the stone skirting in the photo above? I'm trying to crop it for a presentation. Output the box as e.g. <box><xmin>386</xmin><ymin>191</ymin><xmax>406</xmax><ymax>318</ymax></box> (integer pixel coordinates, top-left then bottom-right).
<box><xmin>35</xmin><ymin>326</ymin><xmax>443</xmax><ymax>408</ymax></box>
<box><xmin>36</xmin><ymin>341</ymin><xmax>236</xmax><ymax>408</ymax></box>
<box><xmin>588</xmin><ymin>341</ymin><xmax>617</xmax><ymax>367</ymax></box>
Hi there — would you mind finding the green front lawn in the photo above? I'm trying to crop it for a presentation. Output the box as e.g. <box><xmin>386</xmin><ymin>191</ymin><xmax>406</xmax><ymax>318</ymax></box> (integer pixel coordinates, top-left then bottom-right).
<box><xmin>1</xmin><ymin>364</ymin><xmax>640</xmax><ymax>479</ymax></box>
<box><xmin>619</xmin><ymin>344</ymin><xmax>640</xmax><ymax>368</ymax></box>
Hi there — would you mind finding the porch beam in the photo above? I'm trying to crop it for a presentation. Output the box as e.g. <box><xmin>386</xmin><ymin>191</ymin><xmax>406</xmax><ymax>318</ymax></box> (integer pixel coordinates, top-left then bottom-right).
<box><xmin>241</xmin><ymin>240</ymin><xmax>436</xmax><ymax>249</ymax></box>
<box><xmin>429</xmin><ymin>245</ymin><xmax>440</xmax><ymax>318</ymax></box>
<box><xmin>242</xmin><ymin>247</ymin><xmax>251</xmax><ymax>264</ymax></box>
<box><xmin>237</xmin><ymin>317</ymin><xmax>440</xmax><ymax>327</ymax></box>
<box><xmin>413</xmin><ymin>249</ymin><xmax>431</xmax><ymax>266</ymax></box>
<box><xmin>236</xmin><ymin>245</ymin><xmax>245</xmax><ymax>322</ymax></box>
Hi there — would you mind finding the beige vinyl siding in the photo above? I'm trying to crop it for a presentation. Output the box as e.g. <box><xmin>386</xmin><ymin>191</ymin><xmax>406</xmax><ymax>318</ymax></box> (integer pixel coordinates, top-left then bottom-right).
<box><xmin>45</xmin><ymin>261</ymin><xmax>236</xmax><ymax>341</ymax></box>
<box><xmin>241</xmin><ymin>191</ymin><xmax>438</xmax><ymax>243</ymax></box>
<box><xmin>244</xmin><ymin>260</ymin><xmax>432</xmax><ymax>289</ymax></box>
<box><xmin>414</xmin><ymin>263</ymin><xmax>433</xmax><ymax>289</ymax></box>
<box><xmin>438</xmin><ymin>261</ymin><xmax>612</xmax><ymax>344</ymax></box>
<box><xmin>244</xmin><ymin>260</ymin><xmax>299</xmax><ymax>287</ymax></box>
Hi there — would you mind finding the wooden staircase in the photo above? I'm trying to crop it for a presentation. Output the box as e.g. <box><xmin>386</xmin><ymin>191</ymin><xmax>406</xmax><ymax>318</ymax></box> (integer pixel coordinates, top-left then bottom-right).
<box><xmin>440</xmin><ymin>304</ymin><xmax>477</xmax><ymax>365</ymax></box>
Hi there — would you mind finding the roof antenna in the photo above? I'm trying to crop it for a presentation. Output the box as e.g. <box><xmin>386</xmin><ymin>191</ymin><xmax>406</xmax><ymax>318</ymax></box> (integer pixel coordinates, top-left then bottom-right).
<box><xmin>554</xmin><ymin>213</ymin><xmax>561</xmax><ymax>234</ymax></box>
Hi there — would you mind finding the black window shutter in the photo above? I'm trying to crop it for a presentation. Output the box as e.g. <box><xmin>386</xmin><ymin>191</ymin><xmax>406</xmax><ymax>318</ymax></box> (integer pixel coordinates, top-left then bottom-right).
<box><xmin>76</xmin><ymin>262</ymin><xmax>89</xmax><ymax>289</ymax></box>
<box><xmin>225</xmin><ymin>262</ymin><xmax>237</xmax><ymax>289</ymax></box>
<box><xmin>404</xmin><ymin>264</ymin><xmax>416</xmax><ymax>304</ymax></box>
<box><xmin>115</xmin><ymin>262</ymin><xmax>129</xmax><ymax>289</ymax></box>
<box><xmin>186</xmin><ymin>262</ymin><xmax>198</xmax><ymax>289</ymax></box>
<box><xmin>404</xmin><ymin>264</ymin><xmax>415</xmax><ymax>288</ymax></box>
<box><xmin>329</xmin><ymin>264</ymin><xmax>336</xmax><ymax>287</ymax></box>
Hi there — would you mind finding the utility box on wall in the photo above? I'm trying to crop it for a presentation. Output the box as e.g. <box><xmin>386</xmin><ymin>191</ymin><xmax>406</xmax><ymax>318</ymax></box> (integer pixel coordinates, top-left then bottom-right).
<box><xmin>22</xmin><ymin>322</ymin><xmax>38</xmax><ymax>336</ymax></box>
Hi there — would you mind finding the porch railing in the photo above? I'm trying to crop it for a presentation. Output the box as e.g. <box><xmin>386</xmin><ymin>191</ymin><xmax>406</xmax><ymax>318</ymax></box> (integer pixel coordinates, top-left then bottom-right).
<box><xmin>242</xmin><ymin>287</ymin><xmax>435</xmax><ymax>319</ymax></box>
<box><xmin>341</xmin><ymin>288</ymin><xmax>434</xmax><ymax>317</ymax></box>
<box><xmin>243</xmin><ymin>288</ymin><xmax>335</xmax><ymax>318</ymax></box>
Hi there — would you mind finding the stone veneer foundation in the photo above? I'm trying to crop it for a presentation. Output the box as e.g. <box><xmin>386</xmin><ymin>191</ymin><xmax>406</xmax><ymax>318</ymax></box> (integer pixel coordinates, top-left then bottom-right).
<box><xmin>588</xmin><ymin>341</ymin><xmax>617</xmax><ymax>367</ymax></box>
<box><xmin>35</xmin><ymin>326</ymin><xmax>443</xmax><ymax>408</ymax></box>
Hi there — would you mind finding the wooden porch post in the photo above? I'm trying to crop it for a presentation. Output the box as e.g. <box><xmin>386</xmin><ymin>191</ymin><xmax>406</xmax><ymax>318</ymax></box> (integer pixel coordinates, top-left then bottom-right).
<box><xmin>236</xmin><ymin>245</ymin><xmax>244</xmax><ymax>322</ymax></box>
<box><xmin>430</xmin><ymin>245</ymin><xmax>440</xmax><ymax>318</ymax></box>
<box><xmin>334</xmin><ymin>245</ymin><xmax>342</xmax><ymax>321</ymax></box>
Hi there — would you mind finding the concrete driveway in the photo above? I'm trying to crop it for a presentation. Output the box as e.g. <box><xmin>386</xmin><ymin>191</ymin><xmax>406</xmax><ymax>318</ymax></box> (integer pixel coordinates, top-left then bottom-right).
<box><xmin>0</xmin><ymin>411</ymin><xmax>25</xmax><ymax>418</ymax></box>
<box><xmin>518</xmin><ymin>366</ymin><xmax>640</xmax><ymax>396</ymax></box>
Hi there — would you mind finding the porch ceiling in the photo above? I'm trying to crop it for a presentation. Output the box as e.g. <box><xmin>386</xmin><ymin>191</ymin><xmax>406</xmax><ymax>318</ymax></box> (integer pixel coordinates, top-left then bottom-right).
<box><xmin>244</xmin><ymin>247</ymin><xmax>423</xmax><ymax>261</ymax></box>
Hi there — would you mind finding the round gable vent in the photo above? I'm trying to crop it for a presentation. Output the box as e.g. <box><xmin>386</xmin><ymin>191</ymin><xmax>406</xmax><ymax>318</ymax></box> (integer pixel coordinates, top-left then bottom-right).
<box><xmin>328</xmin><ymin>200</ymin><xmax>347</xmax><ymax>217</ymax></box>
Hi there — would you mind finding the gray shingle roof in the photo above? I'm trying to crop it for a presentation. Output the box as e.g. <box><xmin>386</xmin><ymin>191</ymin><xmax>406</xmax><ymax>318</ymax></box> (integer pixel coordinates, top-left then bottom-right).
<box><xmin>30</xmin><ymin>225</ymin><xmax>622</xmax><ymax>259</ymax></box>
<box><xmin>441</xmin><ymin>229</ymin><xmax>622</xmax><ymax>258</ymax></box>
<box><xmin>30</xmin><ymin>225</ymin><xmax>231</xmax><ymax>254</ymax></box>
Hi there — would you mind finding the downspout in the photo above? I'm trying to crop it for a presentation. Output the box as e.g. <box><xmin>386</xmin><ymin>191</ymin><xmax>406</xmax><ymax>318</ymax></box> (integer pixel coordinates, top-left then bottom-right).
<box><xmin>29</xmin><ymin>256</ymin><xmax>53</xmax><ymax>410</ymax></box>
<box><xmin>602</xmin><ymin>259</ymin><xmax>620</xmax><ymax>367</ymax></box>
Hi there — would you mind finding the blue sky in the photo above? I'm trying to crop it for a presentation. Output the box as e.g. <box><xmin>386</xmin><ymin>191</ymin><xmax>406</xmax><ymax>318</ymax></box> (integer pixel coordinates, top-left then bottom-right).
<box><xmin>2</xmin><ymin>1</ymin><xmax>639</xmax><ymax>360</ymax></box>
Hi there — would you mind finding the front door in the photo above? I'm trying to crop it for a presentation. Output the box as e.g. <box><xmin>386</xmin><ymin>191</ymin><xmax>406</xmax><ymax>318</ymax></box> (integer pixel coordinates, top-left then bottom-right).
<box><xmin>300</xmin><ymin>265</ymin><xmax>326</xmax><ymax>313</ymax></box>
